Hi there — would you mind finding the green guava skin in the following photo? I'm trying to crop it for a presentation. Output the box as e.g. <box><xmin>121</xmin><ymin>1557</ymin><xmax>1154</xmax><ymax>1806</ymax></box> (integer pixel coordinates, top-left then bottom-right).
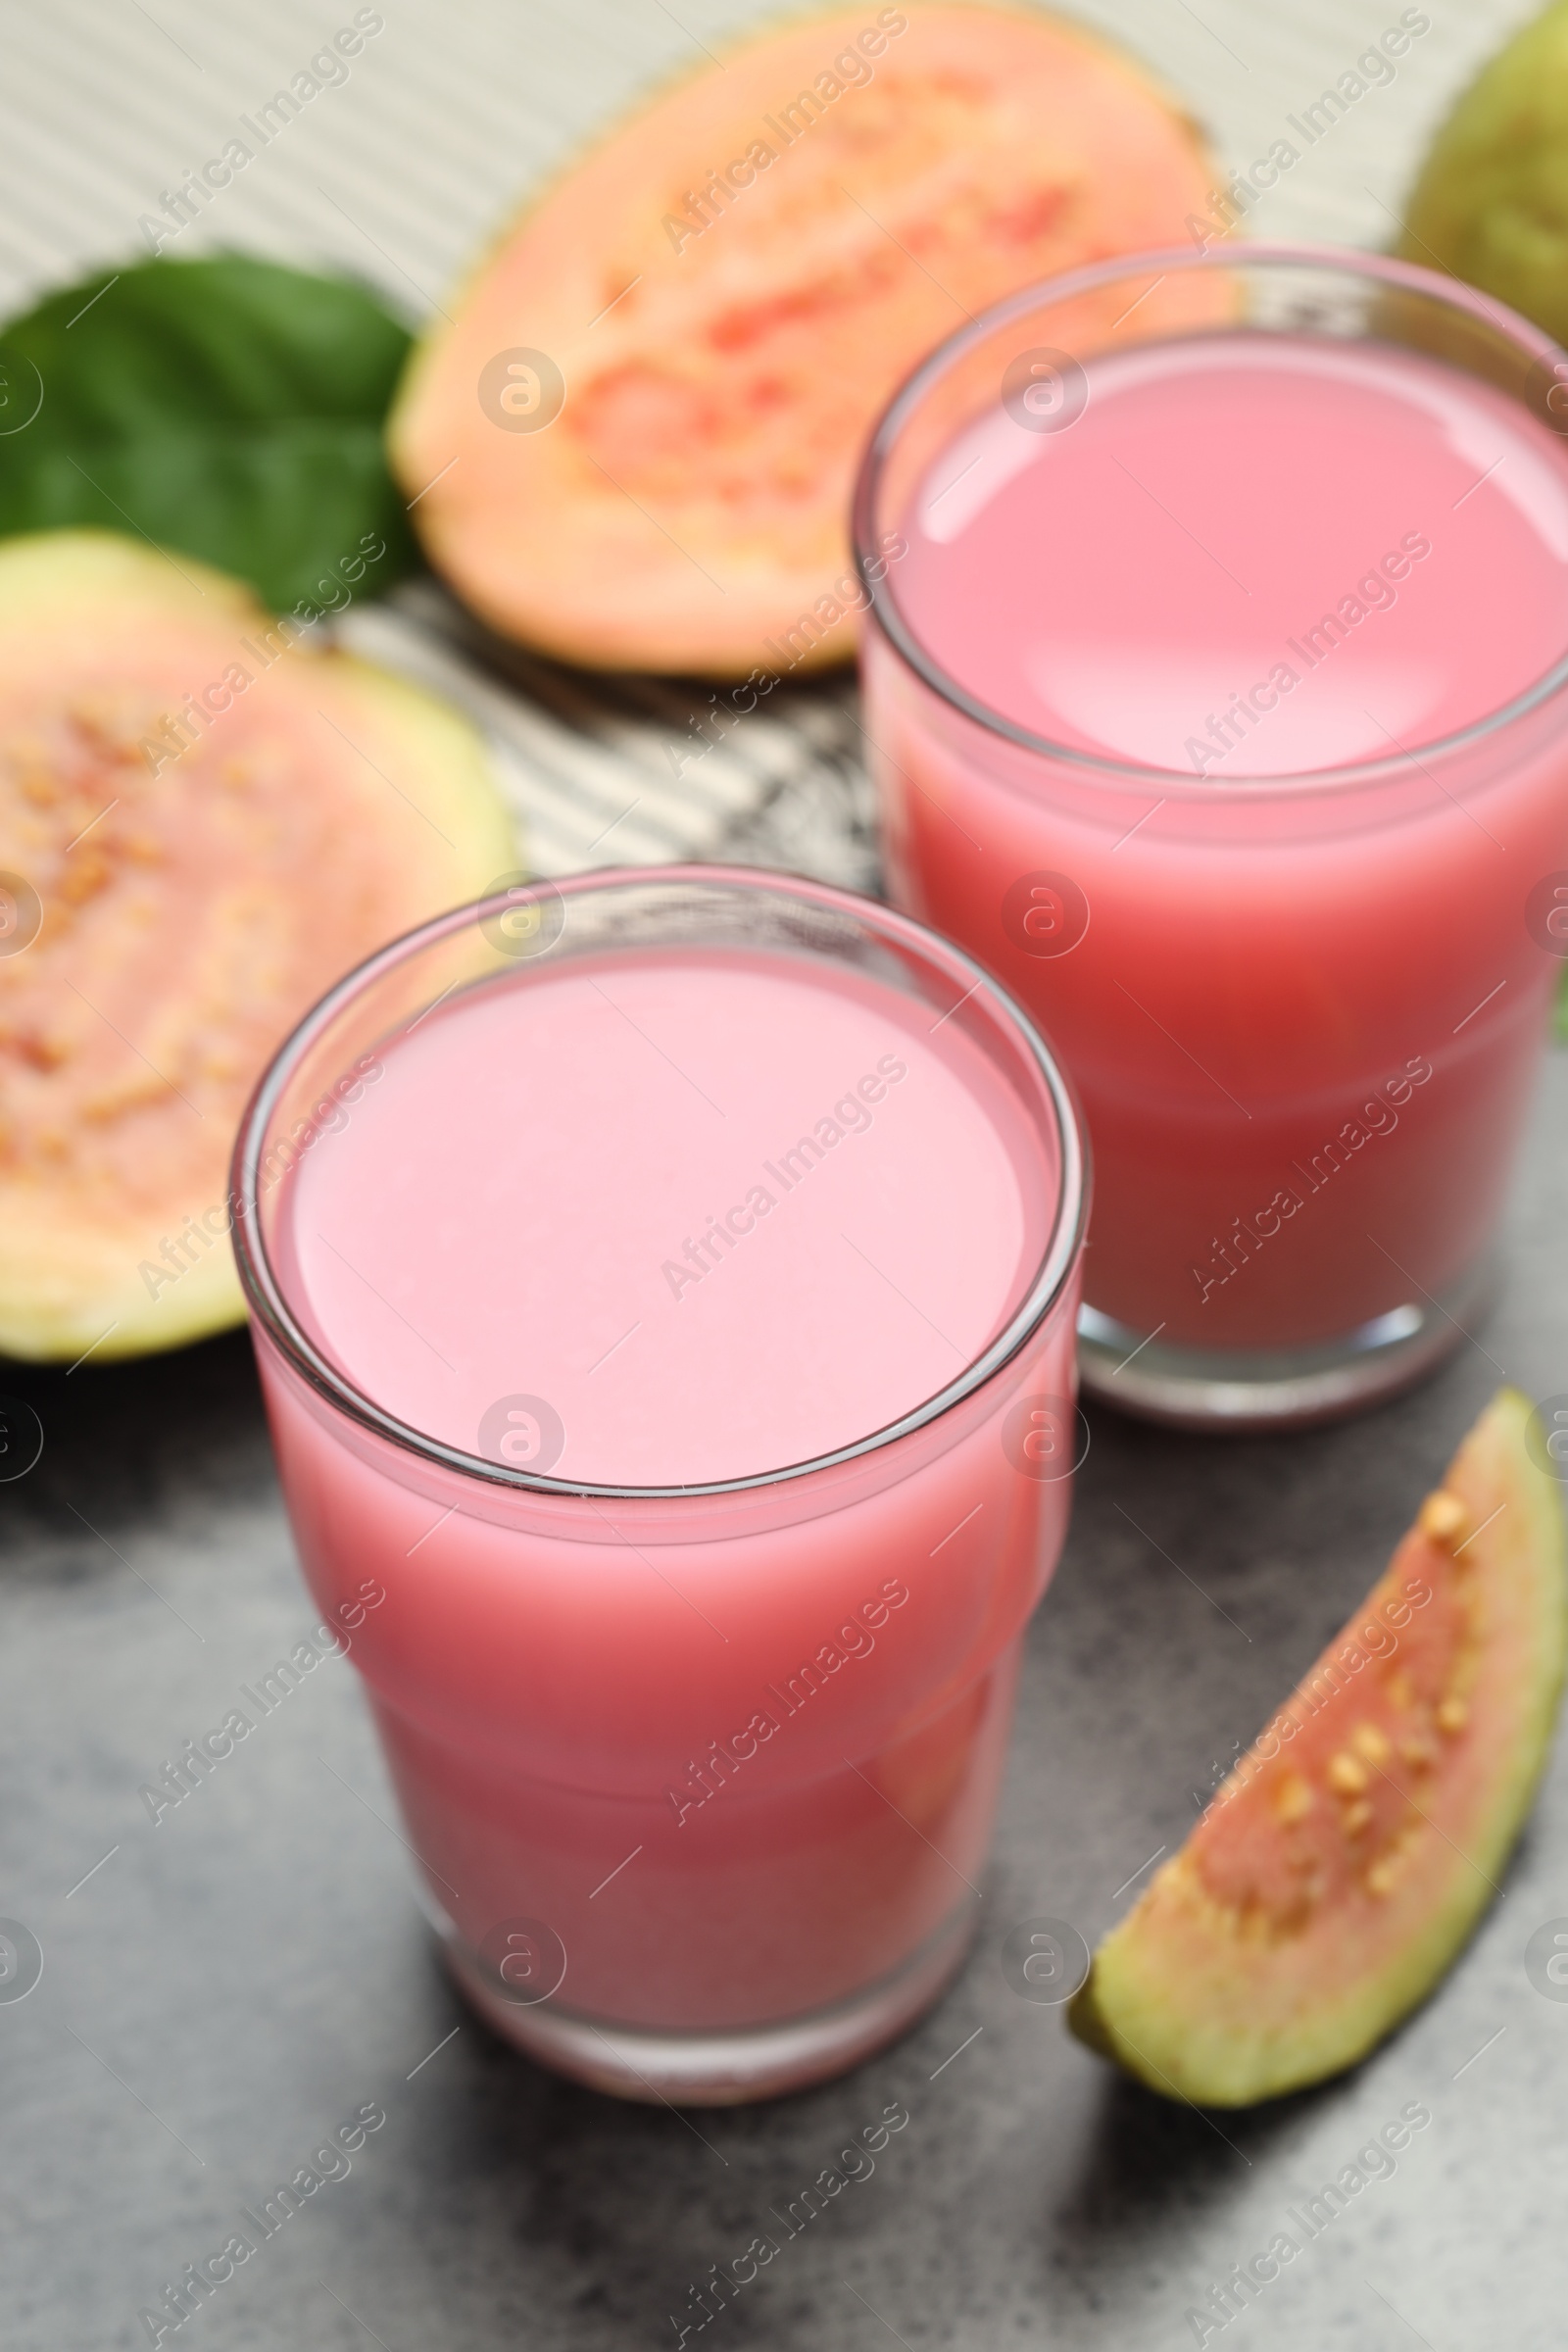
<box><xmin>1402</xmin><ymin>1</ymin><xmax>1568</xmax><ymax>342</ymax></box>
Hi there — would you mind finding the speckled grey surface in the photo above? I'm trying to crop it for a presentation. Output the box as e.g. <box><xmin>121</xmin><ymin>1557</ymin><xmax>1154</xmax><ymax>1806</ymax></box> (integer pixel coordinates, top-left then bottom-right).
<box><xmin>5</xmin><ymin>951</ymin><xmax>1568</xmax><ymax>2352</ymax></box>
<box><xmin>3</xmin><ymin>4</ymin><xmax>1564</xmax><ymax>2341</ymax></box>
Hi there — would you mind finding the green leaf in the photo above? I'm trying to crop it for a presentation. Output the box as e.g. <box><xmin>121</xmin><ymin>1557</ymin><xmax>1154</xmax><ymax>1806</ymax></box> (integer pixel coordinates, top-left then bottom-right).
<box><xmin>0</xmin><ymin>254</ymin><xmax>418</xmax><ymax>613</ymax></box>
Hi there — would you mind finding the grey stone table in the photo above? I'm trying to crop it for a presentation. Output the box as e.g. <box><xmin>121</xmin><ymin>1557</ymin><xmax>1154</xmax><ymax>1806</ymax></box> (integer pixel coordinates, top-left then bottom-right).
<box><xmin>5</xmin><ymin>963</ymin><xmax>1568</xmax><ymax>2352</ymax></box>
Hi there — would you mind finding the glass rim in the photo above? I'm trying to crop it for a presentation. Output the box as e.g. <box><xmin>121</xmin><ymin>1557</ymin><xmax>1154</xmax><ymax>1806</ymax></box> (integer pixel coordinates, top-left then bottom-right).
<box><xmin>229</xmin><ymin>863</ymin><xmax>1090</xmax><ymax>1504</ymax></box>
<box><xmin>851</xmin><ymin>239</ymin><xmax>1568</xmax><ymax>801</ymax></box>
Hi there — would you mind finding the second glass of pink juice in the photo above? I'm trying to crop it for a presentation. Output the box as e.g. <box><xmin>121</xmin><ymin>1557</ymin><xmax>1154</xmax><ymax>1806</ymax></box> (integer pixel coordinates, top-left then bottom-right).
<box><xmin>857</xmin><ymin>246</ymin><xmax>1568</xmax><ymax>1428</ymax></box>
<box><xmin>232</xmin><ymin>868</ymin><xmax>1087</xmax><ymax>2103</ymax></box>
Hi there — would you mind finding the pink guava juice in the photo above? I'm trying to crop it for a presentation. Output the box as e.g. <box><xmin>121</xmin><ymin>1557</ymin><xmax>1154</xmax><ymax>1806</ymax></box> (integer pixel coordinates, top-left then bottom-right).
<box><xmin>233</xmin><ymin>871</ymin><xmax>1086</xmax><ymax>2100</ymax></box>
<box><xmin>859</xmin><ymin>248</ymin><xmax>1568</xmax><ymax>1414</ymax></box>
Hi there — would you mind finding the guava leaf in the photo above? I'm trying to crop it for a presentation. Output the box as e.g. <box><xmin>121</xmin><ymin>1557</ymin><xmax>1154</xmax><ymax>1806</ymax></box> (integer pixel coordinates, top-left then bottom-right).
<box><xmin>0</xmin><ymin>255</ymin><xmax>418</xmax><ymax>614</ymax></box>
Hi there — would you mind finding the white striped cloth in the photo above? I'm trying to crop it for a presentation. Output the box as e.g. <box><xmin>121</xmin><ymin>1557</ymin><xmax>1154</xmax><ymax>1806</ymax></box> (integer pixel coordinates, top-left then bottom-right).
<box><xmin>0</xmin><ymin>0</ymin><xmax>1537</xmax><ymax>882</ymax></box>
<box><xmin>336</xmin><ymin>579</ymin><xmax>880</xmax><ymax>883</ymax></box>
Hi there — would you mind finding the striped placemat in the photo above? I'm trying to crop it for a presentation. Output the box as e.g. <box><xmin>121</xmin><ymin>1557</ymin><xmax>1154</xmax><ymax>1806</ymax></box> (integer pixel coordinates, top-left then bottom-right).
<box><xmin>335</xmin><ymin>580</ymin><xmax>881</xmax><ymax>885</ymax></box>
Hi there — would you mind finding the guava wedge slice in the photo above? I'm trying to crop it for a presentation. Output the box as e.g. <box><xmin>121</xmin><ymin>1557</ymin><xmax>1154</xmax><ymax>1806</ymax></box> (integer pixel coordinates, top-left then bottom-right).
<box><xmin>1069</xmin><ymin>1387</ymin><xmax>1568</xmax><ymax>2106</ymax></box>
<box><xmin>388</xmin><ymin>2</ymin><xmax>1219</xmax><ymax>676</ymax></box>
<box><xmin>0</xmin><ymin>529</ymin><xmax>514</xmax><ymax>1363</ymax></box>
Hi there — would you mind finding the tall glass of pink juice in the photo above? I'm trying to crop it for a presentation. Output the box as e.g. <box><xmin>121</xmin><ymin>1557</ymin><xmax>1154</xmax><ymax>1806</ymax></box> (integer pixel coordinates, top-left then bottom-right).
<box><xmin>855</xmin><ymin>245</ymin><xmax>1568</xmax><ymax>1428</ymax></box>
<box><xmin>231</xmin><ymin>868</ymin><xmax>1087</xmax><ymax>2103</ymax></box>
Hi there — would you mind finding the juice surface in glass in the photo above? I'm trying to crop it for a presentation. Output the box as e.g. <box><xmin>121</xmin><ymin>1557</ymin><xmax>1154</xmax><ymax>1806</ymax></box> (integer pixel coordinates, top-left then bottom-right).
<box><xmin>896</xmin><ymin>336</ymin><xmax>1568</xmax><ymax>778</ymax></box>
<box><xmin>238</xmin><ymin>873</ymin><xmax>1085</xmax><ymax>2100</ymax></box>
<box><xmin>862</xmin><ymin>251</ymin><xmax>1568</xmax><ymax>1421</ymax></box>
<box><xmin>279</xmin><ymin>952</ymin><xmax>1050</xmax><ymax>1487</ymax></box>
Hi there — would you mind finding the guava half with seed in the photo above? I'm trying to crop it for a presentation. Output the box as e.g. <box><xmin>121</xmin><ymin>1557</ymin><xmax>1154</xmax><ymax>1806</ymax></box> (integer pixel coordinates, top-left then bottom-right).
<box><xmin>1069</xmin><ymin>1387</ymin><xmax>1567</xmax><ymax>2105</ymax></box>
<box><xmin>0</xmin><ymin>529</ymin><xmax>514</xmax><ymax>1363</ymax></box>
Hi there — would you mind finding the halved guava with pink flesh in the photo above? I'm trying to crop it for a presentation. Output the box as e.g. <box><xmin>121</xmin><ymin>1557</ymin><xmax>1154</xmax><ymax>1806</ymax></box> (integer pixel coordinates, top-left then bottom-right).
<box><xmin>388</xmin><ymin>2</ymin><xmax>1220</xmax><ymax>676</ymax></box>
<box><xmin>0</xmin><ymin>529</ymin><xmax>515</xmax><ymax>1363</ymax></box>
<box><xmin>1069</xmin><ymin>1387</ymin><xmax>1568</xmax><ymax>2105</ymax></box>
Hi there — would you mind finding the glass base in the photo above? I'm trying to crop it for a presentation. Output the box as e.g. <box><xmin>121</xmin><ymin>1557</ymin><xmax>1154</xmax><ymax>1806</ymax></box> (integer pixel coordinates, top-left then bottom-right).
<box><xmin>1077</xmin><ymin>1253</ymin><xmax>1497</xmax><ymax>1431</ymax></box>
<box><xmin>439</xmin><ymin>1903</ymin><xmax>976</xmax><ymax>2106</ymax></box>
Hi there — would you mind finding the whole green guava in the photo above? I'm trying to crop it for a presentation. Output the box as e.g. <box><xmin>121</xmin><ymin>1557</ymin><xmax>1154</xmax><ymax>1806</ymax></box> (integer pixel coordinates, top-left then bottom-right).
<box><xmin>1402</xmin><ymin>0</ymin><xmax>1568</xmax><ymax>342</ymax></box>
